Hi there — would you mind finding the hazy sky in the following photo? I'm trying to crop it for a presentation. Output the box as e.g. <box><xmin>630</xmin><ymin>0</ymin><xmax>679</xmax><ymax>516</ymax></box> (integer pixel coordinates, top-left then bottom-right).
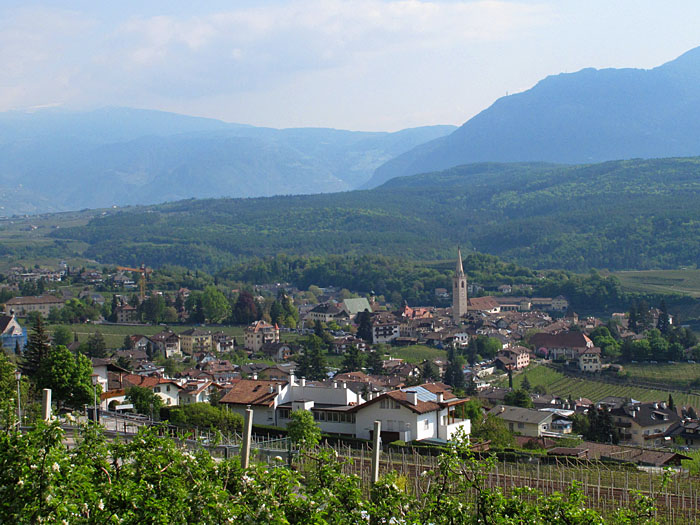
<box><xmin>3</xmin><ymin>1</ymin><xmax>700</xmax><ymax>131</ymax></box>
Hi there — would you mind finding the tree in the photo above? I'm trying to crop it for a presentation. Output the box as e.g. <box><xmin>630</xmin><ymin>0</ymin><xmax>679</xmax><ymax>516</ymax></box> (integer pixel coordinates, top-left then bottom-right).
<box><xmin>471</xmin><ymin>413</ymin><xmax>515</xmax><ymax>449</ymax></box>
<box><xmin>126</xmin><ymin>386</ymin><xmax>164</xmax><ymax>419</ymax></box>
<box><xmin>51</xmin><ymin>325</ymin><xmax>72</xmax><ymax>347</ymax></box>
<box><xmin>287</xmin><ymin>410</ymin><xmax>321</xmax><ymax>448</ymax></box>
<box><xmin>503</xmin><ymin>389</ymin><xmax>533</xmax><ymax>408</ymax></box>
<box><xmin>366</xmin><ymin>351</ymin><xmax>384</xmax><ymax>375</ymax></box>
<box><xmin>443</xmin><ymin>350</ymin><xmax>465</xmax><ymax>389</ymax></box>
<box><xmin>36</xmin><ymin>345</ymin><xmax>93</xmax><ymax>409</ymax></box>
<box><xmin>123</xmin><ymin>335</ymin><xmax>134</xmax><ymax>350</ymax></box>
<box><xmin>340</xmin><ymin>345</ymin><xmax>364</xmax><ymax>373</ymax></box>
<box><xmin>668</xmin><ymin>393</ymin><xmax>675</xmax><ymax>410</ymax></box>
<box><xmin>296</xmin><ymin>335</ymin><xmax>328</xmax><ymax>381</ymax></box>
<box><xmin>356</xmin><ymin>310</ymin><xmax>373</xmax><ymax>343</ymax></box>
<box><xmin>201</xmin><ymin>286</ymin><xmax>231</xmax><ymax>323</ymax></box>
<box><xmin>86</xmin><ymin>331</ymin><xmax>107</xmax><ymax>358</ymax></box>
<box><xmin>231</xmin><ymin>291</ymin><xmax>258</xmax><ymax>324</ymax></box>
<box><xmin>141</xmin><ymin>294</ymin><xmax>165</xmax><ymax>324</ymax></box>
<box><xmin>421</xmin><ymin>361</ymin><xmax>439</xmax><ymax>381</ymax></box>
<box><xmin>658</xmin><ymin>299</ymin><xmax>671</xmax><ymax>335</ymax></box>
<box><xmin>520</xmin><ymin>374</ymin><xmax>531</xmax><ymax>392</ymax></box>
<box><xmin>20</xmin><ymin>316</ymin><xmax>51</xmax><ymax>380</ymax></box>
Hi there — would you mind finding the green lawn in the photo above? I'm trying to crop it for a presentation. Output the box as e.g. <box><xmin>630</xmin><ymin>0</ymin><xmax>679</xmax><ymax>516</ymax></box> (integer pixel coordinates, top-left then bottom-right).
<box><xmin>508</xmin><ymin>365</ymin><xmax>700</xmax><ymax>410</ymax></box>
<box><xmin>386</xmin><ymin>345</ymin><xmax>447</xmax><ymax>364</ymax></box>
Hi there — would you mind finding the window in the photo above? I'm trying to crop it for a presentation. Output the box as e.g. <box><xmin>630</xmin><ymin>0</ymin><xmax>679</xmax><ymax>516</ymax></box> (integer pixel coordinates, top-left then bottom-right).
<box><xmin>518</xmin><ymin>423</ymin><xmax>524</xmax><ymax>429</ymax></box>
<box><xmin>424</xmin><ymin>419</ymin><xmax>429</xmax><ymax>429</ymax></box>
<box><xmin>154</xmin><ymin>387</ymin><xmax>160</xmax><ymax>393</ymax></box>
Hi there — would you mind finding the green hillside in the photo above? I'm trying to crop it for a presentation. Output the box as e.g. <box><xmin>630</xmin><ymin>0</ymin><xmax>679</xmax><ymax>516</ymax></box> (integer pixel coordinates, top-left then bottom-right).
<box><xmin>30</xmin><ymin>156</ymin><xmax>700</xmax><ymax>273</ymax></box>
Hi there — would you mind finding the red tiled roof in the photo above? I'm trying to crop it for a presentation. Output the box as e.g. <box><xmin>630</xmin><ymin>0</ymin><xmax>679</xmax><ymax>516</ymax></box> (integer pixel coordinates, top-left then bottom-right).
<box><xmin>219</xmin><ymin>379</ymin><xmax>284</xmax><ymax>407</ymax></box>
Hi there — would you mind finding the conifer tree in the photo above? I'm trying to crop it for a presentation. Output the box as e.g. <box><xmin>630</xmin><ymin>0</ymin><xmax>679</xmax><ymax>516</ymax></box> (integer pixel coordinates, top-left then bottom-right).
<box><xmin>20</xmin><ymin>316</ymin><xmax>52</xmax><ymax>380</ymax></box>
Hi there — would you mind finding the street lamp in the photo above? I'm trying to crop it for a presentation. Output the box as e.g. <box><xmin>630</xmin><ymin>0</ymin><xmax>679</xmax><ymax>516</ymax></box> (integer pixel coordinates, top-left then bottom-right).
<box><xmin>91</xmin><ymin>374</ymin><xmax>99</xmax><ymax>423</ymax></box>
<box><xmin>14</xmin><ymin>370</ymin><xmax>21</xmax><ymax>427</ymax></box>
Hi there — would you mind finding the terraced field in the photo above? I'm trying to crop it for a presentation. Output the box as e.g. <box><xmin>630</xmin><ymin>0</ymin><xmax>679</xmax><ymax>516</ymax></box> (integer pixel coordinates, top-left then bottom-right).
<box><xmin>623</xmin><ymin>362</ymin><xmax>700</xmax><ymax>388</ymax></box>
<box><xmin>512</xmin><ymin>365</ymin><xmax>700</xmax><ymax>410</ymax></box>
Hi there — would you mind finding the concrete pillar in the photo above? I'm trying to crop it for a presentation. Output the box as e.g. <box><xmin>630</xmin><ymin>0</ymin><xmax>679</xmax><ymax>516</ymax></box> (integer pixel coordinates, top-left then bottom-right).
<box><xmin>42</xmin><ymin>389</ymin><xmax>52</xmax><ymax>421</ymax></box>
<box><xmin>371</xmin><ymin>420</ymin><xmax>381</xmax><ymax>483</ymax></box>
<box><xmin>241</xmin><ymin>407</ymin><xmax>253</xmax><ymax>469</ymax></box>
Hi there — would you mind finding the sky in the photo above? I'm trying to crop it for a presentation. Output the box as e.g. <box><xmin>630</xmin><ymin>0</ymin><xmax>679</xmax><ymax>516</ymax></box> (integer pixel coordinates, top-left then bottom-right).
<box><xmin>3</xmin><ymin>1</ymin><xmax>700</xmax><ymax>131</ymax></box>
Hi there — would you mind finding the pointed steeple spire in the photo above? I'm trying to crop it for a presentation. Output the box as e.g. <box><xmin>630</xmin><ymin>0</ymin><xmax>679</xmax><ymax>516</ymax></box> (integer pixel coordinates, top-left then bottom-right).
<box><xmin>456</xmin><ymin>246</ymin><xmax>464</xmax><ymax>276</ymax></box>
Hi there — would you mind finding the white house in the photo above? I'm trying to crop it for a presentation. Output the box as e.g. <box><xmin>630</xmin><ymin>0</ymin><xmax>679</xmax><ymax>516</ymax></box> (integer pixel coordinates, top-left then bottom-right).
<box><xmin>351</xmin><ymin>385</ymin><xmax>471</xmax><ymax>443</ymax></box>
<box><xmin>276</xmin><ymin>375</ymin><xmax>365</xmax><ymax>437</ymax></box>
<box><xmin>220</xmin><ymin>379</ymin><xmax>289</xmax><ymax>426</ymax></box>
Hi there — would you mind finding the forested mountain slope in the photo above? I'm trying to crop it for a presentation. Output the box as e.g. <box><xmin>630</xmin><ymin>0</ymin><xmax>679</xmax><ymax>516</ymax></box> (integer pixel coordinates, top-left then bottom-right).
<box><xmin>367</xmin><ymin>46</ymin><xmax>700</xmax><ymax>187</ymax></box>
<box><xmin>42</xmin><ymin>157</ymin><xmax>700</xmax><ymax>272</ymax></box>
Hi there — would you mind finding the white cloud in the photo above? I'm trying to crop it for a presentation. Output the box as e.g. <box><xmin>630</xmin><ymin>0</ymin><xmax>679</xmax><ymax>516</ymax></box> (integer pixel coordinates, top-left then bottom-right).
<box><xmin>2</xmin><ymin>1</ymin><xmax>700</xmax><ymax>129</ymax></box>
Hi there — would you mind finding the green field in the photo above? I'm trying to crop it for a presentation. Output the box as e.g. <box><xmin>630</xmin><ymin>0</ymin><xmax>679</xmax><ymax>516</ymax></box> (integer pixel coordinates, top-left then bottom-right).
<box><xmin>613</xmin><ymin>268</ymin><xmax>700</xmax><ymax>297</ymax></box>
<box><xmin>47</xmin><ymin>323</ymin><xmax>254</xmax><ymax>349</ymax></box>
<box><xmin>510</xmin><ymin>365</ymin><xmax>700</xmax><ymax>410</ymax></box>
<box><xmin>386</xmin><ymin>345</ymin><xmax>447</xmax><ymax>364</ymax></box>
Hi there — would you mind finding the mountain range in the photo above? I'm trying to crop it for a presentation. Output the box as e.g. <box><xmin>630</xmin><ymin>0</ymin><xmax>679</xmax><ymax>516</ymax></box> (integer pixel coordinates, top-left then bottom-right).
<box><xmin>0</xmin><ymin>107</ymin><xmax>454</xmax><ymax>215</ymax></box>
<box><xmin>365</xmin><ymin>46</ymin><xmax>700</xmax><ymax>187</ymax></box>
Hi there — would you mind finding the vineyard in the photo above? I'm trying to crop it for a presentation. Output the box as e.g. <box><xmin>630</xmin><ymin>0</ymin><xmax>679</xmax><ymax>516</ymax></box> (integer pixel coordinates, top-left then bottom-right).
<box><xmin>624</xmin><ymin>362</ymin><xmax>700</xmax><ymax>389</ymax></box>
<box><xmin>512</xmin><ymin>365</ymin><xmax>700</xmax><ymax>410</ymax></box>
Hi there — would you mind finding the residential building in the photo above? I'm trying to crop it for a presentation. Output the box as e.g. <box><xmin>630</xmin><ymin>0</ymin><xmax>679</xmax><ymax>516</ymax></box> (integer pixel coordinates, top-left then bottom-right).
<box><xmin>244</xmin><ymin>320</ymin><xmax>280</xmax><ymax>352</ymax></box>
<box><xmin>114</xmin><ymin>304</ymin><xmax>139</xmax><ymax>323</ymax></box>
<box><xmin>497</xmin><ymin>346</ymin><xmax>530</xmax><ymax>370</ymax></box>
<box><xmin>306</xmin><ymin>302</ymin><xmax>350</xmax><ymax>324</ymax></box>
<box><xmin>489</xmin><ymin>405</ymin><xmax>555</xmax><ymax>437</ymax></box>
<box><xmin>529</xmin><ymin>331</ymin><xmax>593</xmax><ymax>360</ymax></box>
<box><xmin>150</xmin><ymin>330</ymin><xmax>181</xmax><ymax>358</ymax></box>
<box><xmin>352</xmin><ymin>384</ymin><xmax>471</xmax><ymax>442</ymax></box>
<box><xmin>608</xmin><ymin>401</ymin><xmax>680</xmax><ymax>447</ymax></box>
<box><xmin>371</xmin><ymin>313</ymin><xmax>400</xmax><ymax>344</ymax></box>
<box><xmin>220</xmin><ymin>379</ymin><xmax>288</xmax><ymax>426</ymax></box>
<box><xmin>4</xmin><ymin>295</ymin><xmax>65</xmax><ymax>316</ymax></box>
<box><xmin>578</xmin><ymin>347</ymin><xmax>602</xmax><ymax>372</ymax></box>
<box><xmin>180</xmin><ymin>328</ymin><xmax>213</xmax><ymax>354</ymax></box>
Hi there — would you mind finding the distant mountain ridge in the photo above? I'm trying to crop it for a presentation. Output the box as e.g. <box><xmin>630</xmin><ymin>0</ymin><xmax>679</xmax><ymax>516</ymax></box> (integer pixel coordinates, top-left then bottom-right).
<box><xmin>365</xmin><ymin>46</ymin><xmax>700</xmax><ymax>187</ymax></box>
<box><xmin>0</xmin><ymin>107</ymin><xmax>455</xmax><ymax>215</ymax></box>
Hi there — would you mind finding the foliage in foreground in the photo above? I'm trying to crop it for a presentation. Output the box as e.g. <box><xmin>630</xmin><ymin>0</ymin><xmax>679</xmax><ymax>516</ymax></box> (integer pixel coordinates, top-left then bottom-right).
<box><xmin>0</xmin><ymin>421</ymin><xmax>666</xmax><ymax>524</ymax></box>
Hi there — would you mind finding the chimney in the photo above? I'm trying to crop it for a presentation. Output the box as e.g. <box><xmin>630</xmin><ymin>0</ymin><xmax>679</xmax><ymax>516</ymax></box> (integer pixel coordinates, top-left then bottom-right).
<box><xmin>406</xmin><ymin>391</ymin><xmax>418</xmax><ymax>405</ymax></box>
<box><xmin>269</xmin><ymin>384</ymin><xmax>274</xmax><ymax>393</ymax></box>
<box><xmin>333</xmin><ymin>382</ymin><xmax>338</xmax><ymax>389</ymax></box>
<box><xmin>436</xmin><ymin>392</ymin><xmax>443</xmax><ymax>403</ymax></box>
<box><xmin>252</xmin><ymin>373</ymin><xmax>258</xmax><ymax>380</ymax></box>
<box><xmin>300</xmin><ymin>377</ymin><xmax>306</xmax><ymax>387</ymax></box>
<box><xmin>289</xmin><ymin>372</ymin><xmax>296</xmax><ymax>386</ymax></box>
<box><xmin>342</xmin><ymin>382</ymin><xmax>347</xmax><ymax>389</ymax></box>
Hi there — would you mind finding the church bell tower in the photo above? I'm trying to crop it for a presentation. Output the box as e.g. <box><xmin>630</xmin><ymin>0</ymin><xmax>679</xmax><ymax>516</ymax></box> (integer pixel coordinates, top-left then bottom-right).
<box><xmin>452</xmin><ymin>246</ymin><xmax>468</xmax><ymax>322</ymax></box>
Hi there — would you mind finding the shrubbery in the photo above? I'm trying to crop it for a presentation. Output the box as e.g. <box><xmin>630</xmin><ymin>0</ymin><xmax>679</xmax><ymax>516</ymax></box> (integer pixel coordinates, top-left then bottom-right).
<box><xmin>0</xmin><ymin>421</ymin><xmax>664</xmax><ymax>524</ymax></box>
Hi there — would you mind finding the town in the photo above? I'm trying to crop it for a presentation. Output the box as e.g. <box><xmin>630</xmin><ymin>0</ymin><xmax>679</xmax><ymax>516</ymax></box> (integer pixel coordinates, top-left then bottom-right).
<box><xmin>3</xmin><ymin>248</ymin><xmax>699</xmax><ymax>476</ymax></box>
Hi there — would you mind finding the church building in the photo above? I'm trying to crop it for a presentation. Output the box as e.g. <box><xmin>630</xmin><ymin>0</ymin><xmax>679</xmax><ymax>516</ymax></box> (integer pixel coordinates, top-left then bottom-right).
<box><xmin>452</xmin><ymin>247</ymin><xmax>468</xmax><ymax>322</ymax></box>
